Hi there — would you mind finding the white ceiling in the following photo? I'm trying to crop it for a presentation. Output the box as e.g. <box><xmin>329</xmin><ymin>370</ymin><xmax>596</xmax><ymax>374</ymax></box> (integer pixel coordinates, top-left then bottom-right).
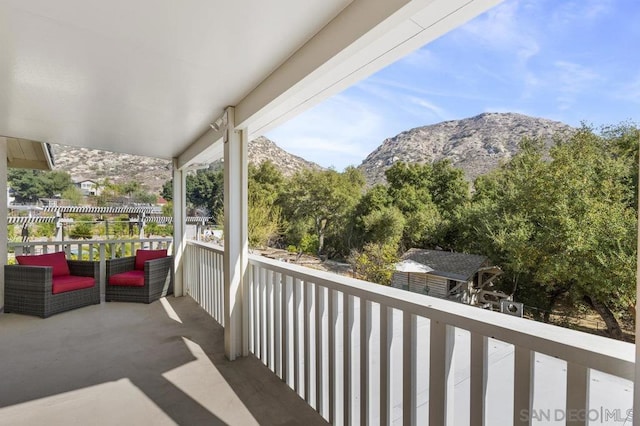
<box><xmin>0</xmin><ymin>0</ymin><xmax>501</xmax><ymax>165</ymax></box>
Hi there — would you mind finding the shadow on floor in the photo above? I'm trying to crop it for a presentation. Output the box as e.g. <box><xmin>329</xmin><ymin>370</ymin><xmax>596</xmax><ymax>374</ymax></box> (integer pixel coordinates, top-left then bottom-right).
<box><xmin>0</xmin><ymin>296</ymin><xmax>327</xmax><ymax>425</ymax></box>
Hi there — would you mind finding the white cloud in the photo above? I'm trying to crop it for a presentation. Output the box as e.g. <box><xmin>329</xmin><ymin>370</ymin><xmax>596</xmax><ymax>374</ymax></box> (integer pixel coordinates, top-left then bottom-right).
<box><xmin>265</xmin><ymin>95</ymin><xmax>384</xmax><ymax>170</ymax></box>
<box><xmin>399</xmin><ymin>48</ymin><xmax>439</xmax><ymax>70</ymax></box>
<box><xmin>459</xmin><ymin>0</ymin><xmax>540</xmax><ymax>64</ymax></box>
<box><xmin>356</xmin><ymin>80</ymin><xmax>451</xmax><ymax>122</ymax></box>
<box><xmin>551</xmin><ymin>0</ymin><xmax>613</xmax><ymax>26</ymax></box>
<box><xmin>407</xmin><ymin>96</ymin><xmax>448</xmax><ymax>119</ymax></box>
<box><xmin>549</xmin><ymin>61</ymin><xmax>600</xmax><ymax>110</ymax></box>
<box><xmin>615</xmin><ymin>76</ymin><xmax>640</xmax><ymax>103</ymax></box>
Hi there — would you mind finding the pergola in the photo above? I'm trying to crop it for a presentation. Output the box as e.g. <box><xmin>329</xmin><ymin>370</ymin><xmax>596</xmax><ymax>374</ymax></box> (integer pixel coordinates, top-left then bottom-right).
<box><xmin>3</xmin><ymin>0</ymin><xmax>638</xmax><ymax>422</ymax></box>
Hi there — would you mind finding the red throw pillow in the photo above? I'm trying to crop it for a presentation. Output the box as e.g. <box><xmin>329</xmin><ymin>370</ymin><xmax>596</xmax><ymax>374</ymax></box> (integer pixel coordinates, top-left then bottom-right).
<box><xmin>16</xmin><ymin>252</ymin><xmax>71</xmax><ymax>277</ymax></box>
<box><xmin>135</xmin><ymin>249</ymin><xmax>168</xmax><ymax>270</ymax></box>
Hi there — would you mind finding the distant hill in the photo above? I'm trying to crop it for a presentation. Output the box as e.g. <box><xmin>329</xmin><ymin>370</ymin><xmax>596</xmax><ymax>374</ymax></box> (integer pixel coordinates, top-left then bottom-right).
<box><xmin>50</xmin><ymin>136</ymin><xmax>322</xmax><ymax>193</ymax></box>
<box><xmin>50</xmin><ymin>113</ymin><xmax>575</xmax><ymax>191</ymax></box>
<box><xmin>357</xmin><ymin>112</ymin><xmax>574</xmax><ymax>185</ymax></box>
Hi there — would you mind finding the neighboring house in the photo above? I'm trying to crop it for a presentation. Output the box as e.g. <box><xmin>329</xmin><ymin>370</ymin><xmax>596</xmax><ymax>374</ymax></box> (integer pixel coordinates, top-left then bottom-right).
<box><xmin>7</xmin><ymin>187</ymin><xmax>15</xmax><ymax>205</ymax></box>
<box><xmin>75</xmin><ymin>179</ymin><xmax>101</xmax><ymax>196</ymax></box>
<box><xmin>392</xmin><ymin>248</ymin><xmax>505</xmax><ymax>308</ymax></box>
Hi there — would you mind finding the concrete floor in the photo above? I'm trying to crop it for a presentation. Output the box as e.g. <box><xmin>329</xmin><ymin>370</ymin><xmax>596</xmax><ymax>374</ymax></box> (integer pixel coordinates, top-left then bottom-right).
<box><xmin>0</xmin><ymin>297</ymin><xmax>328</xmax><ymax>426</ymax></box>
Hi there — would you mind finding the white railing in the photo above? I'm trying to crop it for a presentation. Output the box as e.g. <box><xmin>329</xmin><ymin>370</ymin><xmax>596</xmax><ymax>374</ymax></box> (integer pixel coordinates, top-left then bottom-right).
<box><xmin>9</xmin><ymin>238</ymin><xmax>172</xmax><ymax>259</ymax></box>
<box><xmin>184</xmin><ymin>241</ymin><xmax>225</xmax><ymax>325</ymax></box>
<box><xmin>8</xmin><ymin>238</ymin><xmax>173</xmax><ymax>299</ymax></box>
<box><xmin>185</xmin><ymin>241</ymin><xmax>635</xmax><ymax>426</ymax></box>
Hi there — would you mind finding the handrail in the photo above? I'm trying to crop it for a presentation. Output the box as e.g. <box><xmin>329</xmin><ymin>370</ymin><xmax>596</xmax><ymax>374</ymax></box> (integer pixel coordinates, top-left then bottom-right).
<box><xmin>186</xmin><ymin>240</ymin><xmax>634</xmax><ymax>380</ymax></box>
<box><xmin>185</xmin><ymin>240</ymin><xmax>634</xmax><ymax>424</ymax></box>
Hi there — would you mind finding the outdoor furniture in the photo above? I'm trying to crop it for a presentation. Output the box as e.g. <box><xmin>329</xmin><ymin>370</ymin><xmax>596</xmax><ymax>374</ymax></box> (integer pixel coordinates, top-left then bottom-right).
<box><xmin>106</xmin><ymin>249</ymin><xmax>173</xmax><ymax>303</ymax></box>
<box><xmin>5</xmin><ymin>252</ymin><xmax>100</xmax><ymax>318</ymax></box>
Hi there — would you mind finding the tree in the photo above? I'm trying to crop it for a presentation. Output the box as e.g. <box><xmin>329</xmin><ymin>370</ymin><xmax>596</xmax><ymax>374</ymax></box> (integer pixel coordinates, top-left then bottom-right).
<box><xmin>281</xmin><ymin>167</ymin><xmax>365</xmax><ymax>257</ymax></box>
<box><xmin>42</xmin><ymin>171</ymin><xmax>74</xmax><ymax>197</ymax></box>
<box><xmin>161</xmin><ymin>179</ymin><xmax>173</xmax><ymax>201</ymax></box>
<box><xmin>349</xmin><ymin>241</ymin><xmax>400</xmax><ymax>285</ymax></box>
<box><xmin>8</xmin><ymin>169</ymin><xmax>74</xmax><ymax>203</ymax></box>
<box><xmin>248</xmin><ymin>192</ymin><xmax>282</xmax><ymax>248</ymax></box>
<box><xmin>462</xmin><ymin>129</ymin><xmax>637</xmax><ymax>339</ymax></box>
<box><xmin>247</xmin><ymin>162</ymin><xmax>285</xmax><ymax>248</ymax></box>
<box><xmin>62</xmin><ymin>186</ymin><xmax>84</xmax><ymax>205</ymax></box>
<box><xmin>186</xmin><ymin>168</ymin><xmax>224</xmax><ymax>216</ymax></box>
<box><xmin>384</xmin><ymin>161</ymin><xmax>469</xmax><ymax>250</ymax></box>
<box><xmin>69</xmin><ymin>215</ymin><xmax>94</xmax><ymax>239</ymax></box>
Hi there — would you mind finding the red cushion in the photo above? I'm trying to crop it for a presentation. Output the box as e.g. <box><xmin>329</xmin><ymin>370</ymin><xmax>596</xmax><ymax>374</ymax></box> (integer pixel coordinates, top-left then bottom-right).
<box><xmin>16</xmin><ymin>252</ymin><xmax>70</xmax><ymax>277</ymax></box>
<box><xmin>52</xmin><ymin>275</ymin><xmax>95</xmax><ymax>294</ymax></box>
<box><xmin>135</xmin><ymin>249</ymin><xmax>168</xmax><ymax>270</ymax></box>
<box><xmin>109</xmin><ymin>270</ymin><xmax>145</xmax><ymax>287</ymax></box>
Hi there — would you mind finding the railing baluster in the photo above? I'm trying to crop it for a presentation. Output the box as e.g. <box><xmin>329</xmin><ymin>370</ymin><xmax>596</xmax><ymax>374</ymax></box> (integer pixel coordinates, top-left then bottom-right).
<box><xmin>275</xmin><ymin>272</ymin><xmax>282</xmax><ymax>379</ymax></box>
<box><xmin>380</xmin><ymin>304</ymin><xmax>390</xmax><ymax>425</ymax></box>
<box><xmin>343</xmin><ymin>293</ymin><xmax>352</xmax><ymax>426</ymax></box>
<box><xmin>293</xmin><ymin>277</ymin><xmax>301</xmax><ymax>396</ymax></box>
<box><xmin>260</xmin><ymin>266</ymin><xmax>267</xmax><ymax>364</ymax></box>
<box><xmin>470</xmin><ymin>332</ymin><xmax>488</xmax><ymax>426</ymax></box>
<box><xmin>566</xmin><ymin>362</ymin><xmax>589</xmax><ymax>426</ymax></box>
<box><xmin>514</xmin><ymin>346</ymin><xmax>533</xmax><ymax>426</ymax></box>
<box><xmin>282</xmin><ymin>274</ymin><xmax>292</xmax><ymax>385</ymax></box>
<box><xmin>304</xmin><ymin>281</ymin><xmax>311</xmax><ymax>404</ymax></box>
<box><xmin>252</xmin><ymin>265</ymin><xmax>260</xmax><ymax>357</ymax></box>
<box><xmin>267</xmin><ymin>270</ymin><xmax>275</xmax><ymax>370</ymax></box>
<box><xmin>360</xmin><ymin>298</ymin><xmax>370</xmax><ymax>425</ymax></box>
<box><xmin>429</xmin><ymin>321</ymin><xmax>455</xmax><ymax>426</ymax></box>
<box><xmin>248</xmin><ymin>264</ymin><xmax>254</xmax><ymax>354</ymax></box>
<box><xmin>403</xmin><ymin>312</ymin><xmax>417</xmax><ymax>426</ymax></box>
<box><xmin>315</xmin><ymin>283</ymin><xmax>323</xmax><ymax>415</ymax></box>
<box><xmin>328</xmin><ymin>288</ymin><xmax>336</xmax><ymax>424</ymax></box>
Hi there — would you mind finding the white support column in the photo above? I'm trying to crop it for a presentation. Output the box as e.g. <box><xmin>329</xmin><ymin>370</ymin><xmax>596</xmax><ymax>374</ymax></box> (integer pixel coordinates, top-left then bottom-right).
<box><xmin>0</xmin><ymin>138</ymin><xmax>7</xmax><ymax>312</ymax></box>
<box><xmin>223</xmin><ymin>106</ymin><xmax>249</xmax><ymax>360</ymax></box>
<box><xmin>172</xmin><ymin>159</ymin><xmax>187</xmax><ymax>297</ymax></box>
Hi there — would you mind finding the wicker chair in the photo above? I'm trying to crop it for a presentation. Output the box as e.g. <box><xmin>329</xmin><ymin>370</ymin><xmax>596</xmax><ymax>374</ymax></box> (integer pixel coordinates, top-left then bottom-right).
<box><xmin>5</xmin><ymin>259</ymin><xmax>100</xmax><ymax>318</ymax></box>
<box><xmin>106</xmin><ymin>252</ymin><xmax>173</xmax><ymax>304</ymax></box>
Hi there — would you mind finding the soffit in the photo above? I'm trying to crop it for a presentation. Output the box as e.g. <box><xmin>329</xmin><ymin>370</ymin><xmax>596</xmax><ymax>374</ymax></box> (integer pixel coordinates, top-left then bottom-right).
<box><xmin>0</xmin><ymin>0</ymin><xmax>352</xmax><ymax>159</ymax></box>
<box><xmin>4</xmin><ymin>137</ymin><xmax>54</xmax><ymax>170</ymax></box>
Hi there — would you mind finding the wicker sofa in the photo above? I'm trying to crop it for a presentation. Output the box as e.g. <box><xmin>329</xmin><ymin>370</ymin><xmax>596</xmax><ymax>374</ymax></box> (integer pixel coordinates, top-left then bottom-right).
<box><xmin>5</xmin><ymin>252</ymin><xmax>100</xmax><ymax>318</ymax></box>
<box><xmin>106</xmin><ymin>249</ymin><xmax>173</xmax><ymax>304</ymax></box>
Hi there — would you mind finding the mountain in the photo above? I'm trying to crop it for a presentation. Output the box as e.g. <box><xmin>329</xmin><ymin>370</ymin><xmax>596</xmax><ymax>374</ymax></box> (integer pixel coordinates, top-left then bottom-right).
<box><xmin>357</xmin><ymin>112</ymin><xmax>574</xmax><ymax>185</ymax></box>
<box><xmin>247</xmin><ymin>136</ymin><xmax>323</xmax><ymax>176</ymax></box>
<box><xmin>50</xmin><ymin>136</ymin><xmax>321</xmax><ymax>193</ymax></box>
<box><xmin>51</xmin><ymin>145</ymin><xmax>173</xmax><ymax>193</ymax></box>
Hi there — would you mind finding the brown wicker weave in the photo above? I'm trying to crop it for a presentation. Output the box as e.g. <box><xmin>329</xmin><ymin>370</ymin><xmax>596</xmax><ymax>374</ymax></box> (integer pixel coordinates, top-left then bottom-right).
<box><xmin>105</xmin><ymin>256</ymin><xmax>173</xmax><ymax>303</ymax></box>
<box><xmin>4</xmin><ymin>260</ymin><xmax>100</xmax><ymax>318</ymax></box>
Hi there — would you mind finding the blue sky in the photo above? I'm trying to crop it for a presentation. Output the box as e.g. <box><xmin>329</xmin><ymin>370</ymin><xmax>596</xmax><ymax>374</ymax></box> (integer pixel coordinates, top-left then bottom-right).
<box><xmin>266</xmin><ymin>0</ymin><xmax>640</xmax><ymax>171</ymax></box>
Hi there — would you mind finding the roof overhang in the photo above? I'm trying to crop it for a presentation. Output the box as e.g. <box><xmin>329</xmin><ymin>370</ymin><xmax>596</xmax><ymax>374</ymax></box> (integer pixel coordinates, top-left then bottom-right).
<box><xmin>3</xmin><ymin>137</ymin><xmax>54</xmax><ymax>170</ymax></box>
<box><xmin>0</xmin><ymin>0</ymin><xmax>502</xmax><ymax>169</ymax></box>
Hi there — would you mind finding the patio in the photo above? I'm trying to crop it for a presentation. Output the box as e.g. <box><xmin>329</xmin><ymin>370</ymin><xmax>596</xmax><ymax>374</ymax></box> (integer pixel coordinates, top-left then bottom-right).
<box><xmin>0</xmin><ymin>296</ymin><xmax>327</xmax><ymax>426</ymax></box>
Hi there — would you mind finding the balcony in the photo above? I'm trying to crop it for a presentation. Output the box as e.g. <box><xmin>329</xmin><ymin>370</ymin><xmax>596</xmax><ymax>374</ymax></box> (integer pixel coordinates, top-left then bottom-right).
<box><xmin>1</xmin><ymin>238</ymin><xmax>636</xmax><ymax>425</ymax></box>
<box><xmin>185</xmin><ymin>241</ymin><xmax>634</xmax><ymax>425</ymax></box>
<box><xmin>0</xmin><ymin>291</ymin><xmax>327</xmax><ymax>425</ymax></box>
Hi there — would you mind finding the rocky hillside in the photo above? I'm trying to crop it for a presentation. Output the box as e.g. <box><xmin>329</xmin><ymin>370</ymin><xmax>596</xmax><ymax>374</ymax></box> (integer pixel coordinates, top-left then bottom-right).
<box><xmin>358</xmin><ymin>112</ymin><xmax>574</xmax><ymax>184</ymax></box>
<box><xmin>246</xmin><ymin>136</ymin><xmax>322</xmax><ymax>176</ymax></box>
<box><xmin>51</xmin><ymin>136</ymin><xmax>321</xmax><ymax>193</ymax></box>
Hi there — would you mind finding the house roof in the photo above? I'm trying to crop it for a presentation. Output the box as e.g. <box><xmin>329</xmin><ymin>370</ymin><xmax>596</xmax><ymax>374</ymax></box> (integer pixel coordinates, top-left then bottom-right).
<box><xmin>0</xmin><ymin>0</ymin><xmax>501</xmax><ymax>168</ymax></box>
<box><xmin>398</xmin><ymin>248</ymin><xmax>489</xmax><ymax>282</ymax></box>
